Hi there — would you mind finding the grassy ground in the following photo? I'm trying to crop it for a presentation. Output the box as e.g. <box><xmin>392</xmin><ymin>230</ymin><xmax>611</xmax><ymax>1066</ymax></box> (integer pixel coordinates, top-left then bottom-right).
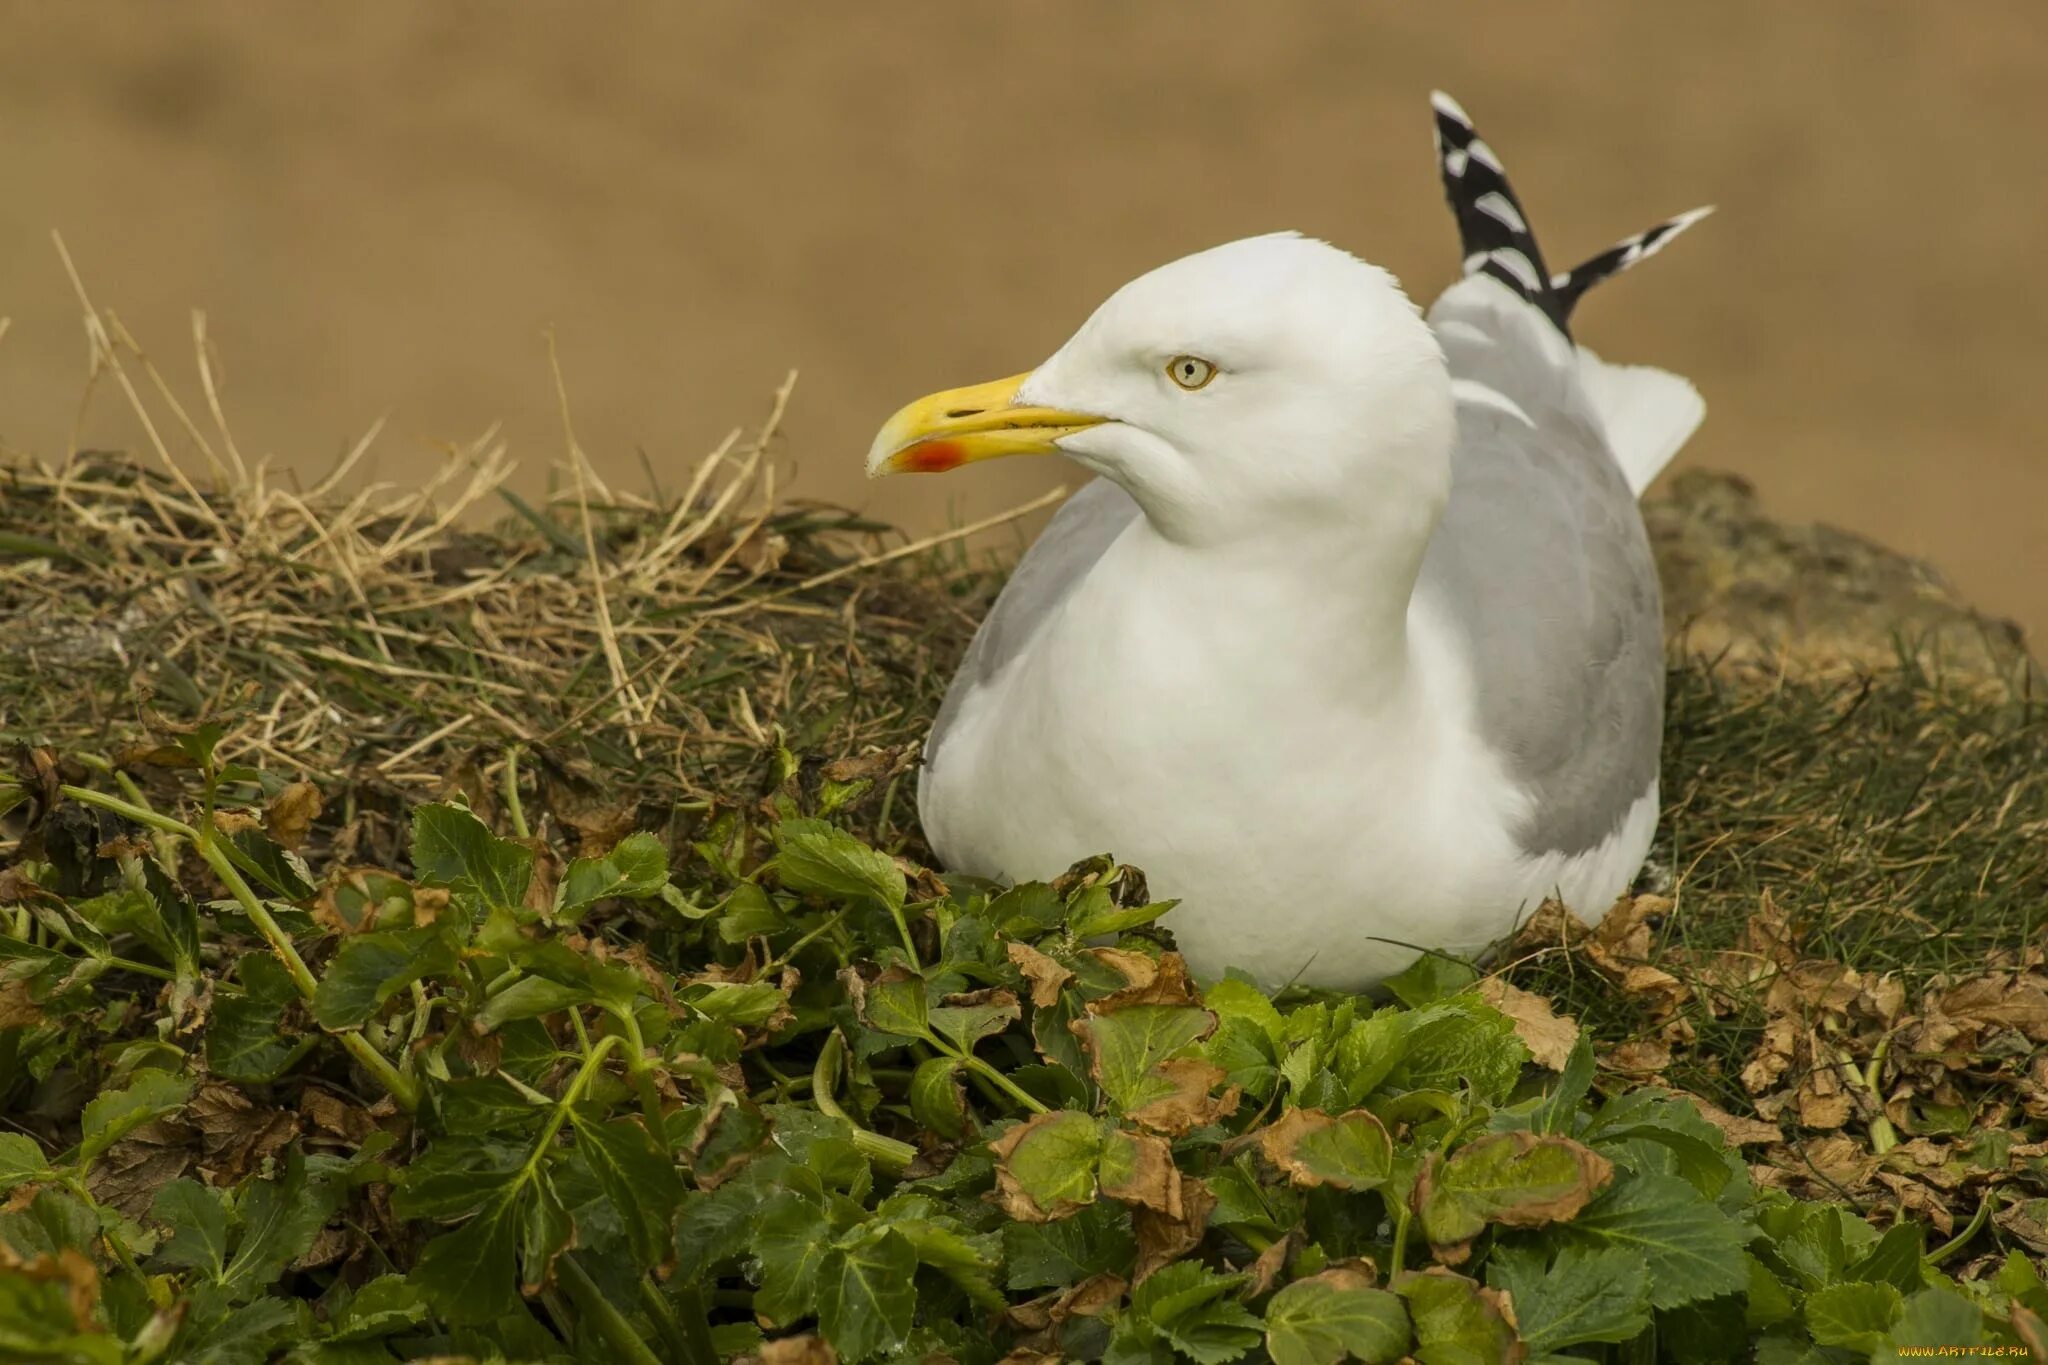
<box><xmin>3</xmin><ymin>437</ymin><xmax>2046</xmax><ymax>1356</ymax></box>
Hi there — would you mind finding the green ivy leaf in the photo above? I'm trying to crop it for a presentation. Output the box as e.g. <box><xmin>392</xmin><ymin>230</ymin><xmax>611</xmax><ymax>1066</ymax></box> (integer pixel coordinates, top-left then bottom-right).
<box><xmin>0</xmin><ymin>1134</ymin><xmax>52</xmax><ymax>1195</ymax></box>
<box><xmin>391</xmin><ymin>1141</ymin><xmax>526</xmax><ymax>1221</ymax></box>
<box><xmin>927</xmin><ymin>991</ymin><xmax>1022</xmax><ymax>1051</ymax></box>
<box><xmin>566</xmin><ymin>1108</ymin><xmax>685</xmax><ymax>1267</ymax></box>
<box><xmin>1880</xmin><ymin>1287</ymin><xmax>1988</xmax><ymax>1356</ymax></box>
<box><xmin>1066</xmin><ymin>886</ymin><xmax>1178</xmax><ymax>939</ymax></box>
<box><xmin>222</xmin><ymin>1149</ymin><xmax>347</xmax><ymax>1301</ymax></box>
<box><xmin>1384</xmin><ymin>998</ymin><xmax>1526</xmax><ymax>1103</ymax></box>
<box><xmin>473</xmin><ymin>974</ymin><xmax>595</xmax><ymax>1032</ymax></box>
<box><xmin>909</xmin><ymin>1056</ymin><xmax>970</xmax><ymax>1142</ymax></box>
<box><xmin>818</xmin><ymin>1226</ymin><xmax>917</xmax><ymax>1361</ymax></box>
<box><xmin>1264</xmin><ymin>1271</ymin><xmax>1410</xmax><ymax>1365</ymax></box>
<box><xmin>1803</xmin><ymin>1280</ymin><xmax>1904</xmax><ymax>1353</ymax></box>
<box><xmin>774</xmin><ymin>819</ymin><xmax>905</xmax><ymax>912</ymax></box>
<box><xmin>1073</xmin><ymin>1003</ymin><xmax>1215</xmax><ymax>1113</ymax></box>
<box><xmin>1552</xmin><ymin>1171</ymin><xmax>1749</xmax><ymax>1309</ymax></box>
<box><xmin>857</xmin><ymin>966</ymin><xmax>929</xmax><ymax>1039</ymax></box>
<box><xmin>1001</xmin><ymin>1201</ymin><xmax>1136</xmax><ymax>1291</ymax></box>
<box><xmin>206</xmin><ymin>952</ymin><xmax>308</xmax><ymax>1083</ymax></box>
<box><xmin>325</xmin><ymin>1275</ymin><xmax>431</xmax><ymax>1343</ymax></box>
<box><xmin>412</xmin><ymin>1196</ymin><xmax>521</xmax><ymax>1326</ymax></box>
<box><xmin>1395</xmin><ymin>1269</ymin><xmax>1521</xmax><ymax>1365</ymax></box>
<box><xmin>751</xmin><ymin>1192</ymin><xmax>831</xmax><ymax>1326</ymax></box>
<box><xmin>1484</xmin><ymin>1242</ymin><xmax>1650</xmax><ymax>1354</ymax></box>
<box><xmin>518</xmin><ymin>1174</ymin><xmax>574</xmax><ymax>1297</ymax></box>
<box><xmin>1382</xmin><ymin>953</ymin><xmax>1479</xmax><ymax>1008</ymax></box>
<box><xmin>411</xmin><ymin>803</ymin><xmax>534</xmax><ymax>911</ymax></box>
<box><xmin>990</xmin><ymin>1110</ymin><xmax>1105</xmax><ymax>1221</ymax></box>
<box><xmin>555</xmin><ymin>831</ymin><xmax>669</xmax><ymax>921</ymax></box>
<box><xmin>1416</xmin><ymin>1132</ymin><xmax>1613</xmax><ymax>1254</ymax></box>
<box><xmin>1259</xmin><ymin>1108</ymin><xmax>1394</xmax><ymax>1190</ymax></box>
<box><xmin>151</xmin><ymin>1179</ymin><xmax>230</xmax><ymax>1282</ymax></box>
<box><xmin>78</xmin><ymin>1069</ymin><xmax>192</xmax><ymax>1164</ymax></box>
<box><xmin>311</xmin><ymin>926</ymin><xmax>456</xmax><ymax>1029</ymax></box>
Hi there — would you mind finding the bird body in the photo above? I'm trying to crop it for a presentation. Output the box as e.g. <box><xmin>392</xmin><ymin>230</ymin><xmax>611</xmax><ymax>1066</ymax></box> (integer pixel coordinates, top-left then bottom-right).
<box><xmin>868</xmin><ymin>95</ymin><xmax>1707</xmax><ymax>990</ymax></box>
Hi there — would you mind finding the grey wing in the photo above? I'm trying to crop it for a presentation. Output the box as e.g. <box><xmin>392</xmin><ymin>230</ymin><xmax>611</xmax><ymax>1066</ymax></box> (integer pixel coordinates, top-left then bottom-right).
<box><xmin>926</xmin><ymin>477</ymin><xmax>1141</xmax><ymax>763</ymax></box>
<box><xmin>1418</xmin><ymin>280</ymin><xmax>1664</xmax><ymax>856</ymax></box>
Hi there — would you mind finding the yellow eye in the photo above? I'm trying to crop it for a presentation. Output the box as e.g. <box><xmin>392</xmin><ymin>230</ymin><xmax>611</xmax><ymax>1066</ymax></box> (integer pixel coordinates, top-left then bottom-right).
<box><xmin>1165</xmin><ymin>355</ymin><xmax>1217</xmax><ymax>390</ymax></box>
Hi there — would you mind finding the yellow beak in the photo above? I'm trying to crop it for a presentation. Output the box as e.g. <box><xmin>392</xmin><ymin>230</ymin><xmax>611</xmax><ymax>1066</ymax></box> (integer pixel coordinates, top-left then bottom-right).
<box><xmin>866</xmin><ymin>371</ymin><xmax>1106</xmax><ymax>476</ymax></box>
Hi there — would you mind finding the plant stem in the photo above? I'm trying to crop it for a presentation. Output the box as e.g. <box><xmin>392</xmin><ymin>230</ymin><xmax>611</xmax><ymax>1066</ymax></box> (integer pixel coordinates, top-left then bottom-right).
<box><xmin>557</xmin><ymin>1254</ymin><xmax>665</xmax><ymax>1365</ymax></box>
<box><xmin>522</xmin><ymin>1033</ymin><xmax>625</xmax><ymax>1185</ymax></box>
<box><xmin>1928</xmin><ymin>1189</ymin><xmax>1999</xmax><ymax>1266</ymax></box>
<box><xmin>64</xmin><ymin>783</ymin><xmax>422</xmax><ymax>1111</ymax></box>
<box><xmin>924</xmin><ymin>1032</ymin><xmax>1048</xmax><ymax>1115</ymax></box>
<box><xmin>811</xmin><ymin>1030</ymin><xmax>918</xmax><ymax>1171</ymax></box>
<box><xmin>502</xmin><ymin>745</ymin><xmax>531</xmax><ymax>839</ymax></box>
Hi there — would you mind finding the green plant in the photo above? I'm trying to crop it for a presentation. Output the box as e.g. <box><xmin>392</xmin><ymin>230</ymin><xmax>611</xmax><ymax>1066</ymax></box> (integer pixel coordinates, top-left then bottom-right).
<box><xmin>1</xmin><ymin>732</ymin><xmax>2041</xmax><ymax>1364</ymax></box>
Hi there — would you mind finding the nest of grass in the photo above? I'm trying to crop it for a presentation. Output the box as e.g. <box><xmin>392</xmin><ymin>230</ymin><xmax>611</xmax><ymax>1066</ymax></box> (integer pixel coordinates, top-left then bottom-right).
<box><xmin>4</xmin><ymin>323</ymin><xmax>2047</xmax><ymax>1262</ymax></box>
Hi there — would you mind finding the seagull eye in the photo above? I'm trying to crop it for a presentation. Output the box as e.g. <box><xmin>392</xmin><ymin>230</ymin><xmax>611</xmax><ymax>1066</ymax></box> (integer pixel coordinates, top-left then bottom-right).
<box><xmin>1165</xmin><ymin>355</ymin><xmax>1217</xmax><ymax>391</ymax></box>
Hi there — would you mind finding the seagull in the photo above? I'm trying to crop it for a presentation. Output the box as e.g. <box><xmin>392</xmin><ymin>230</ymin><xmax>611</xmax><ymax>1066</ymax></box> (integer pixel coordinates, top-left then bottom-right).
<box><xmin>866</xmin><ymin>93</ymin><xmax>1709</xmax><ymax>991</ymax></box>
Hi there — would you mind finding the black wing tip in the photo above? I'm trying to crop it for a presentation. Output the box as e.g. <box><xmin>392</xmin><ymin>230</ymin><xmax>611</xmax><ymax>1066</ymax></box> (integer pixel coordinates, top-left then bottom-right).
<box><xmin>1428</xmin><ymin>91</ymin><xmax>1568</xmax><ymax>334</ymax></box>
<box><xmin>1550</xmin><ymin>205</ymin><xmax>1716</xmax><ymax>317</ymax></box>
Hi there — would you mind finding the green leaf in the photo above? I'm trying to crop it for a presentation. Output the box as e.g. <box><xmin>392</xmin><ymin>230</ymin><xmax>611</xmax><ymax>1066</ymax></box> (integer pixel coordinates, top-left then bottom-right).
<box><xmin>1847</xmin><ymin>1220</ymin><xmax>1926</xmax><ymax>1294</ymax></box>
<box><xmin>184</xmin><ymin>1295</ymin><xmax>303</xmax><ymax>1364</ymax></box>
<box><xmin>751</xmin><ymin>1193</ymin><xmax>831</xmax><ymax>1325</ymax></box>
<box><xmin>151</xmin><ymin>1179</ymin><xmax>230</xmax><ymax>1282</ymax></box>
<box><xmin>78</xmin><ymin>1068</ymin><xmax>192</xmax><ymax>1163</ymax></box>
<box><xmin>566</xmin><ymin>1108</ymin><xmax>686</xmax><ymax>1267</ymax></box>
<box><xmin>517</xmin><ymin>1174</ymin><xmax>574</xmax><ymax>1296</ymax></box>
<box><xmin>206</xmin><ymin>952</ymin><xmax>306</xmax><ymax>1083</ymax></box>
<box><xmin>990</xmin><ymin>1110</ymin><xmax>1105</xmax><ymax>1220</ymax></box>
<box><xmin>311</xmin><ymin>926</ymin><xmax>455</xmax><ymax>1029</ymax></box>
<box><xmin>1416</xmin><ymin>1132</ymin><xmax>1612</xmax><ymax>1252</ymax></box>
<box><xmin>927</xmin><ymin>992</ymin><xmax>1022</xmax><ymax>1050</ymax></box>
<box><xmin>909</xmin><ymin>1056</ymin><xmax>970</xmax><ymax>1142</ymax></box>
<box><xmin>391</xmin><ymin>1140</ymin><xmax>526</xmax><ymax>1221</ymax></box>
<box><xmin>1803</xmin><ymin>1280</ymin><xmax>1903</xmax><ymax>1353</ymax></box>
<box><xmin>1385</xmin><ymin>998</ymin><xmax>1526</xmax><ymax>1103</ymax></box>
<box><xmin>1395</xmin><ymin>1270</ymin><xmax>1521</xmax><ymax>1365</ymax></box>
<box><xmin>222</xmin><ymin>1149</ymin><xmax>347</xmax><ymax>1300</ymax></box>
<box><xmin>1552</xmin><ymin>1172</ymin><xmax>1749</xmax><ymax>1309</ymax></box>
<box><xmin>224</xmin><ymin>827</ymin><xmax>319</xmax><ymax>901</ymax></box>
<box><xmin>1074</xmin><ymin>1003</ymin><xmax>1215</xmax><ymax>1113</ymax></box>
<box><xmin>1383</xmin><ymin>953</ymin><xmax>1480</xmax><ymax>1008</ymax></box>
<box><xmin>774</xmin><ymin>819</ymin><xmax>905</xmax><ymax>911</ymax></box>
<box><xmin>1264</xmin><ymin>1273</ymin><xmax>1410</xmax><ymax>1365</ymax></box>
<box><xmin>1066</xmin><ymin>885</ymin><xmax>1178</xmax><ymax>939</ymax></box>
<box><xmin>818</xmin><ymin>1227</ymin><xmax>917</xmax><ymax>1361</ymax></box>
<box><xmin>858</xmin><ymin>966</ymin><xmax>929</xmax><ymax>1039</ymax></box>
<box><xmin>1001</xmin><ymin>1201</ymin><xmax>1136</xmax><ymax>1291</ymax></box>
<box><xmin>1260</xmin><ymin>1108</ymin><xmax>1395</xmax><ymax>1190</ymax></box>
<box><xmin>0</xmin><ymin>1135</ymin><xmax>51</xmax><ymax>1194</ymax></box>
<box><xmin>1484</xmin><ymin>1242</ymin><xmax>1650</xmax><ymax>1354</ymax></box>
<box><xmin>326</xmin><ymin>1274</ymin><xmax>430</xmax><ymax>1343</ymax></box>
<box><xmin>555</xmin><ymin>831</ymin><xmax>669</xmax><ymax>921</ymax></box>
<box><xmin>473</xmin><ymin>973</ymin><xmax>595</xmax><ymax>1031</ymax></box>
<box><xmin>411</xmin><ymin>803</ymin><xmax>534</xmax><ymax>910</ymax></box>
<box><xmin>686</xmin><ymin>980</ymin><xmax>789</xmax><ymax>1027</ymax></box>
<box><xmin>1536</xmin><ymin>1038</ymin><xmax>1597</xmax><ymax>1135</ymax></box>
<box><xmin>412</xmin><ymin>1196</ymin><xmax>520</xmax><ymax>1326</ymax></box>
<box><xmin>1880</xmin><ymin>1287</ymin><xmax>1988</xmax><ymax>1356</ymax></box>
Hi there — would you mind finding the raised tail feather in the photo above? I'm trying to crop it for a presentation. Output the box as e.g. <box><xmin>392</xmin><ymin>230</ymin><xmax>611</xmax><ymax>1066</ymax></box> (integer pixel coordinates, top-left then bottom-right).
<box><xmin>1430</xmin><ymin>90</ymin><xmax>1711</xmax><ymax>339</ymax></box>
<box><xmin>1430</xmin><ymin>91</ymin><xmax>1711</xmax><ymax>492</ymax></box>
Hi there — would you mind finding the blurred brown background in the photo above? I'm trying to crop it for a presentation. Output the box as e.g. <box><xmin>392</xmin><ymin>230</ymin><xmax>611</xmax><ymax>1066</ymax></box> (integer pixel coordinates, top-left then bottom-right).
<box><xmin>2</xmin><ymin>4</ymin><xmax>2043</xmax><ymax>640</ymax></box>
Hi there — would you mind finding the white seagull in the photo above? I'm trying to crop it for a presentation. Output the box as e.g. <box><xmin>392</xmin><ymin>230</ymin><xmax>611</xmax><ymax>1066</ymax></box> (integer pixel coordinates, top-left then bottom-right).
<box><xmin>866</xmin><ymin>94</ymin><xmax>1709</xmax><ymax>991</ymax></box>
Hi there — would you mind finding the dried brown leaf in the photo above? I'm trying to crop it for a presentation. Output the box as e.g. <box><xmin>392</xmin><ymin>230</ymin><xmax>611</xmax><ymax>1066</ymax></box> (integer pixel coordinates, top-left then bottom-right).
<box><xmin>1128</xmin><ymin>1057</ymin><xmax>1241</xmax><ymax>1136</ymax></box>
<box><xmin>265</xmin><ymin>781</ymin><xmax>323</xmax><ymax>851</ymax></box>
<box><xmin>1006</xmin><ymin>940</ymin><xmax>1073</xmax><ymax>1009</ymax></box>
<box><xmin>1476</xmin><ymin>978</ymin><xmax>1579</xmax><ymax>1070</ymax></box>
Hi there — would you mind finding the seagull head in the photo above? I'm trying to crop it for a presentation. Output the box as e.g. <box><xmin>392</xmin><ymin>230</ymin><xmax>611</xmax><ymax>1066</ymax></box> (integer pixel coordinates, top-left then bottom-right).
<box><xmin>867</xmin><ymin>232</ymin><xmax>1454</xmax><ymax>545</ymax></box>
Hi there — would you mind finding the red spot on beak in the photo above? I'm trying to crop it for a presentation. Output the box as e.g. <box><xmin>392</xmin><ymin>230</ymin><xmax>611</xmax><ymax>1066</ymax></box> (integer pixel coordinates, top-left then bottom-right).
<box><xmin>899</xmin><ymin>440</ymin><xmax>965</xmax><ymax>473</ymax></box>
